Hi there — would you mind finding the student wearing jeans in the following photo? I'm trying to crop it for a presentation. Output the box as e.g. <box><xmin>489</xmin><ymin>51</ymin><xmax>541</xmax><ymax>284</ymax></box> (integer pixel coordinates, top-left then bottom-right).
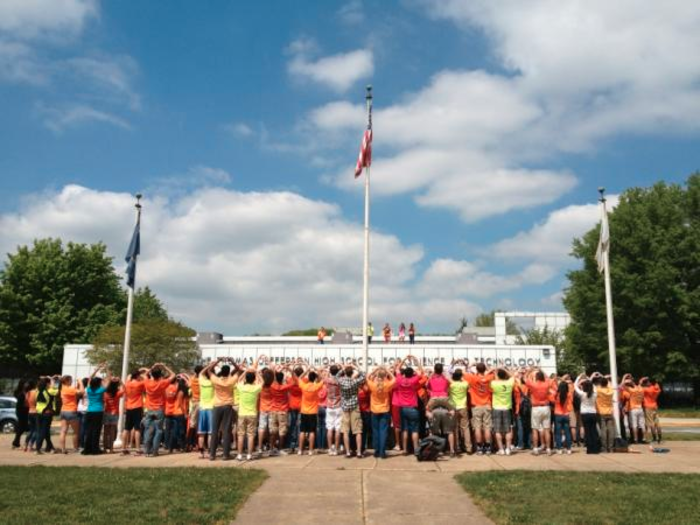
<box><xmin>142</xmin><ymin>363</ymin><xmax>175</xmax><ymax>457</ymax></box>
<box><xmin>575</xmin><ymin>373</ymin><xmax>600</xmax><ymax>454</ymax></box>
<box><xmin>287</xmin><ymin>367</ymin><xmax>304</xmax><ymax>451</ymax></box>
<box><xmin>553</xmin><ymin>380</ymin><xmax>573</xmax><ymax>454</ymax></box>
<box><xmin>595</xmin><ymin>378</ymin><xmax>616</xmax><ymax>452</ymax></box>
<box><xmin>204</xmin><ymin>358</ymin><xmax>241</xmax><ymax>461</ymax></box>
<box><xmin>394</xmin><ymin>356</ymin><xmax>424</xmax><ymax>456</ymax></box>
<box><xmin>367</xmin><ymin>367</ymin><xmax>395</xmax><ymax>459</ymax></box>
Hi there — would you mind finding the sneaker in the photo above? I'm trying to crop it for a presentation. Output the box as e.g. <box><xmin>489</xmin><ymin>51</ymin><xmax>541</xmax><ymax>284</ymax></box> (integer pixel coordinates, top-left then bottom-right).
<box><xmin>449</xmin><ymin>451</ymin><xmax>456</xmax><ymax>458</ymax></box>
<box><xmin>308</xmin><ymin>451</ymin><xmax>314</xmax><ymax>456</ymax></box>
<box><xmin>505</xmin><ymin>448</ymin><xmax>511</xmax><ymax>456</ymax></box>
<box><xmin>485</xmin><ymin>449</ymin><xmax>492</xmax><ymax>456</ymax></box>
<box><xmin>532</xmin><ymin>448</ymin><xmax>540</xmax><ymax>456</ymax></box>
<box><xmin>330</xmin><ymin>446</ymin><xmax>336</xmax><ymax>455</ymax></box>
<box><xmin>476</xmin><ymin>450</ymin><xmax>484</xmax><ymax>456</ymax></box>
<box><xmin>546</xmin><ymin>448</ymin><xmax>553</xmax><ymax>456</ymax></box>
<box><xmin>557</xmin><ymin>449</ymin><xmax>563</xmax><ymax>455</ymax></box>
<box><xmin>356</xmin><ymin>451</ymin><xmax>363</xmax><ymax>458</ymax></box>
<box><xmin>236</xmin><ymin>454</ymin><xmax>243</xmax><ymax>461</ymax></box>
<box><xmin>297</xmin><ymin>450</ymin><xmax>303</xmax><ymax>456</ymax></box>
<box><xmin>566</xmin><ymin>449</ymin><xmax>572</xmax><ymax>455</ymax></box>
<box><xmin>270</xmin><ymin>449</ymin><xmax>279</xmax><ymax>457</ymax></box>
<box><xmin>246</xmin><ymin>454</ymin><xmax>253</xmax><ymax>461</ymax></box>
<box><xmin>497</xmin><ymin>449</ymin><xmax>505</xmax><ymax>456</ymax></box>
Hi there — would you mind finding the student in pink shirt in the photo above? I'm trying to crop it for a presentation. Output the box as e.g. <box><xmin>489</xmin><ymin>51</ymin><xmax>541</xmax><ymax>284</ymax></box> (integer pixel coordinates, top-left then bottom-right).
<box><xmin>394</xmin><ymin>356</ymin><xmax>424</xmax><ymax>456</ymax></box>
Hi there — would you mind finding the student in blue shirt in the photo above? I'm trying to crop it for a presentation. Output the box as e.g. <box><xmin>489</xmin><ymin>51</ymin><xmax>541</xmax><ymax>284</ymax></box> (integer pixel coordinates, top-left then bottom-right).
<box><xmin>82</xmin><ymin>364</ymin><xmax>111</xmax><ymax>455</ymax></box>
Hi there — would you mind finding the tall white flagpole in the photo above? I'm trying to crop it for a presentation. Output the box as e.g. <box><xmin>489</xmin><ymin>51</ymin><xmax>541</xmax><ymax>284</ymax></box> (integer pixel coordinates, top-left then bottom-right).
<box><xmin>115</xmin><ymin>194</ymin><xmax>142</xmax><ymax>447</ymax></box>
<box><xmin>361</xmin><ymin>85</ymin><xmax>373</xmax><ymax>372</ymax></box>
<box><xmin>599</xmin><ymin>187</ymin><xmax>622</xmax><ymax>440</ymax></box>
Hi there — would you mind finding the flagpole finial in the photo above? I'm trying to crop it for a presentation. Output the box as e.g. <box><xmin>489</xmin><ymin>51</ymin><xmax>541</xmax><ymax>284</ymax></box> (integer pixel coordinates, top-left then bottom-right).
<box><xmin>598</xmin><ymin>187</ymin><xmax>606</xmax><ymax>203</ymax></box>
<box><xmin>135</xmin><ymin>193</ymin><xmax>143</xmax><ymax>210</ymax></box>
<box><xmin>366</xmin><ymin>84</ymin><xmax>372</xmax><ymax>100</ymax></box>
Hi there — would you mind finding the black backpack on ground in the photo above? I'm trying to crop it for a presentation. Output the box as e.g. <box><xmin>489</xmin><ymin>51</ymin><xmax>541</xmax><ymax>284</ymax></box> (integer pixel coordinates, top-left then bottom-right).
<box><xmin>416</xmin><ymin>435</ymin><xmax>446</xmax><ymax>461</ymax></box>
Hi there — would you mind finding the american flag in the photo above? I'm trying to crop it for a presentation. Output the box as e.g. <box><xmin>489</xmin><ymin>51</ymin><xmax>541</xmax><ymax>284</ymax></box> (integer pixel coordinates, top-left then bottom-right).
<box><xmin>354</xmin><ymin>127</ymin><xmax>372</xmax><ymax>178</ymax></box>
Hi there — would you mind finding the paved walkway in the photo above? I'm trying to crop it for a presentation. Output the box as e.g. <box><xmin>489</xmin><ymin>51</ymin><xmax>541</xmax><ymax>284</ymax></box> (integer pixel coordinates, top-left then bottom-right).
<box><xmin>4</xmin><ymin>434</ymin><xmax>700</xmax><ymax>524</ymax></box>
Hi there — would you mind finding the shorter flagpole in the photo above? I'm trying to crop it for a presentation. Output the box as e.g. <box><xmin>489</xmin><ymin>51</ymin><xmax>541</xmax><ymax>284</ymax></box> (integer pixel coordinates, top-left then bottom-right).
<box><xmin>114</xmin><ymin>194</ymin><xmax>142</xmax><ymax>448</ymax></box>
<box><xmin>599</xmin><ymin>187</ymin><xmax>622</xmax><ymax>440</ymax></box>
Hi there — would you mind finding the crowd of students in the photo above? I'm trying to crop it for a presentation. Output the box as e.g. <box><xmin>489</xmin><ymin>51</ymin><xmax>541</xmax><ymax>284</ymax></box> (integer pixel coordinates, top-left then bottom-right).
<box><xmin>10</xmin><ymin>355</ymin><xmax>663</xmax><ymax>460</ymax></box>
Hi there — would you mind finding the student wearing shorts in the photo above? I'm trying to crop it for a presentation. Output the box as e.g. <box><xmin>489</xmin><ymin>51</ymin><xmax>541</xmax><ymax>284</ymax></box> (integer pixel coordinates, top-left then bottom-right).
<box><xmin>448</xmin><ymin>367</ymin><xmax>471</xmax><ymax>454</ymax></box>
<box><xmin>186</xmin><ymin>365</ymin><xmax>202</xmax><ymax>451</ymax></box>
<box><xmin>256</xmin><ymin>369</ymin><xmax>275</xmax><ymax>456</ymax></box>
<box><xmin>526</xmin><ymin>369</ymin><xmax>554</xmax><ymax>456</ymax></box>
<box><xmin>323</xmin><ymin>365</ymin><xmax>343</xmax><ymax>455</ymax></box>
<box><xmin>490</xmin><ymin>369</ymin><xmax>515</xmax><ymax>456</ymax></box>
<box><xmin>298</xmin><ymin>367</ymin><xmax>324</xmax><ymax>455</ymax></box>
<box><xmin>641</xmin><ymin>377</ymin><xmax>662</xmax><ymax>443</ymax></box>
<box><xmin>268</xmin><ymin>367</ymin><xmax>291</xmax><ymax>455</ymax></box>
<box><xmin>394</xmin><ymin>357</ymin><xmax>424</xmax><ymax>456</ymax></box>
<box><xmin>59</xmin><ymin>375</ymin><xmax>83</xmax><ymax>454</ymax></box>
<box><xmin>337</xmin><ymin>364</ymin><xmax>366</xmax><ymax>458</ymax></box>
<box><xmin>236</xmin><ymin>368</ymin><xmax>263</xmax><ymax>461</ymax></box>
<box><xmin>122</xmin><ymin>370</ymin><xmax>145</xmax><ymax>455</ymax></box>
<box><xmin>624</xmin><ymin>376</ymin><xmax>646</xmax><ymax>443</ymax></box>
<box><xmin>466</xmin><ymin>363</ymin><xmax>495</xmax><ymax>455</ymax></box>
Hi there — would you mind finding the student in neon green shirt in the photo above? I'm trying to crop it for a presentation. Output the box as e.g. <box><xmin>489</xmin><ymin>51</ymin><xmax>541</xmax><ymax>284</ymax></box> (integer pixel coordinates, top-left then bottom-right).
<box><xmin>449</xmin><ymin>369</ymin><xmax>471</xmax><ymax>454</ymax></box>
<box><xmin>236</xmin><ymin>369</ymin><xmax>263</xmax><ymax>461</ymax></box>
<box><xmin>196</xmin><ymin>370</ymin><xmax>215</xmax><ymax>458</ymax></box>
<box><xmin>490</xmin><ymin>369</ymin><xmax>515</xmax><ymax>456</ymax></box>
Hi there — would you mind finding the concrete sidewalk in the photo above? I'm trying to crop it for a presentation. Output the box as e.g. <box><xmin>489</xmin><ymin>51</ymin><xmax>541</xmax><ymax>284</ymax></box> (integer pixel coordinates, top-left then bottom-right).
<box><xmin>4</xmin><ymin>435</ymin><xmax>700</xmax><ymax>524</ymax></box>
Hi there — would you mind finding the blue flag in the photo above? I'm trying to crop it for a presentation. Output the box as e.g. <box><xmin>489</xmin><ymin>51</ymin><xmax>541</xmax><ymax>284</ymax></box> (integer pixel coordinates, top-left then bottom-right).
<box><xmin>125</xmin><ymin>221</ymin><xmax>140</xmax><ymax>288</ymax></box>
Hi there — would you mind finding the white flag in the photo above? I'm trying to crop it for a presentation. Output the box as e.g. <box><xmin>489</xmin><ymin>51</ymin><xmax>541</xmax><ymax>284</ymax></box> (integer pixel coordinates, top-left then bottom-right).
<box><xmin>595</xmin><ymin>205</ymin><xmax>609</xmax><ymax>273</ymax></box>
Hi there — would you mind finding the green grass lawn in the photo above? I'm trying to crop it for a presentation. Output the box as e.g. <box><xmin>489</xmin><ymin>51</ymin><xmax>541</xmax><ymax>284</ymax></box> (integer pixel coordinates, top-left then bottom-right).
<box><xmin>0</xmin><ymin>466</ymin><xmax>267</xmax><ymax>524</ymax></box>
<box><xmin>457</xmin><ymin>471</ymin><xmax>700</xmax><ymax>525</ymax></box>
<box><xmin>659</xmin><ymin>407</ymin><xmax>700</xmax><ymax>418</ymax></box>
<box><xmin>663</xmin><ymin>432</ymin><xmax>700</xmax><ymax>441</ymax></box>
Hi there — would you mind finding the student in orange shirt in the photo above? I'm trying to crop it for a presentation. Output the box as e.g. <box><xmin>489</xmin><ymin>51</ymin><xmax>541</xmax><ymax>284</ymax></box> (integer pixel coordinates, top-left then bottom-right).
<box><xmin>298</xmin><ymin>366</ymin><xmax>324</xmax><ymax>456</ymax></box>
<box><xmin>641</xmin><ymin>377</ymin><xmax>663</xmax><ymax>443</ymax></box>
<box><xmin>553</xmin><ymin>379</ymin><xmax>573</xmax><ymax>454</ymax></box>
<box><xmin>257</xmin><ymin>368</ymin><xmax>276</xmax><ymax>456</ymax></box>
<box><xmin>142</xmin><ymin>362</ymin><xmax>175</xmax><ymax>457</ymax></box>
<box><xmin>269</xmin><ymin>365</ymin><xmax>292</xmax><ymax>455</ymax></box>
<box><xmin>287</xmin><ymin>365</ymin><xmax>304</xmax><ymax>452</ymax></box>
<box><xmin>186</xmin><ymin>365</ymin><xmax>203</xmax><ymax>451</ymax></box>
<box><xmin>465</xmin><ymin>362</ymin><xmax>495</xmax><ymax>455</ymax></box>
<box><xmin>367</xmin><ymin>366</ymin><xmax>395</xmax><ymax>459</ymax></box>
<box><xmin>203</xmin><ymin>358</ymin><xmax>241</xmax><ymax>461</ymax></box>
<box><xmin>165</xmin><ymin>377</ymin><xmax>189</xmax><ymax>453</ymax></box>
<box><xmin>525</xmin><ymin>369</ymin><xmax>554</xmax><ymax>456</ymax></box>
<box><xmin>58</xmin><ymin>375</ymin><xmax>83</xmax><ymax>454</ymax></box>
<box><xmin>121</xmin><ymin>369</ymin><xmax>146</xmax><ymax>455</ymax></box>
<box><xmin>623</xmin><ymin>375</ymin><xmax>646</xmax><ymax>444</ymax></box>
<box><xmin>102</xmin><ymin>378</ymin><xmax>124</xmax><ymax>453</ymax></box>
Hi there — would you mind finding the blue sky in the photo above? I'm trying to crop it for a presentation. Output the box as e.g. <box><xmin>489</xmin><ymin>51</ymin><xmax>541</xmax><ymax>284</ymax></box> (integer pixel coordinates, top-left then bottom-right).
<box><xmin>1</xmin><ymin>0</ymin><xmax>699</xmax><ymax>335</ymax></box>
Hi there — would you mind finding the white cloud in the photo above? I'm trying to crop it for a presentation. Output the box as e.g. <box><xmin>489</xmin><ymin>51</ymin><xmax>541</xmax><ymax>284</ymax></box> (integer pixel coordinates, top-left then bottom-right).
<box><xmin>490</xmin><ymin>195</ymin><xmax>620</xmax><ymax>263</ymax></box>
<box><xmin>338</xmin><ymin>0</ymin><xmax>365</xmax><ymax>25</ymax></box>
<box><xmin>2</xmin><ymin>182</ymin><xmax>561</xmax><ymax>334</ymax></box>
<box><xmin>287</xmin><ymin>38</ymin><xmax>373</xmax><ymax>92</ymax></box>
<box><xmin>63</xmin><ymin>56</ymin><xmax>141</xmax><ymax>110</ymax></box>
<box><xmin>419</xmin><ymin>258</ymin><xmax>557</xmax><ymax>298</ymax></box>
<box><xmin>35</xmin><ymin>103</ymin><xmax>131</xmax><ymax>133</ymax></box>
<box><xmin>223</xmin><ymin>122</ymin><xmax>255</xmax><ymax>138</ymax></box>
<box><xmin>300</xmin><ymin>2</ymin><xmax>700</xmax><ymax>222</ymax></box>
<box><xmin>0</xmin><ymin>0</ymin><xmax>97</xmax><ymax>40</ymax></box>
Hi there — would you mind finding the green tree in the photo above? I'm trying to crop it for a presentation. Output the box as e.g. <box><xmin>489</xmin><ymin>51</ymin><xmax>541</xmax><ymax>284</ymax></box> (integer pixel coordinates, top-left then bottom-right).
<box><xmin>0</xmin><ymin>239</ymin><xmax>125</xmax><ymax>373</ymax></box>
<box><xmin>516</xmin><ymin>326</ymin><xmax>583</xmax><ymax>375</ymax></box>
<box><xmin>132</xmin><ymin>286</ymin><xmax>168</xmax><ymax>323</ymax></box>
<box><xmin>87</xmin><ymin>319</ymin><xmax>199</xmax><ymax>374</ymax></box>
<box><xmin>563</xmin><ymin>174</ymin><xmax>700</xmax><ymax>381</ymax></box>
<box><xmin>474</xmin><ymin>310</ymin><xmax>520</xmax><ymax>335</ymax></box>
